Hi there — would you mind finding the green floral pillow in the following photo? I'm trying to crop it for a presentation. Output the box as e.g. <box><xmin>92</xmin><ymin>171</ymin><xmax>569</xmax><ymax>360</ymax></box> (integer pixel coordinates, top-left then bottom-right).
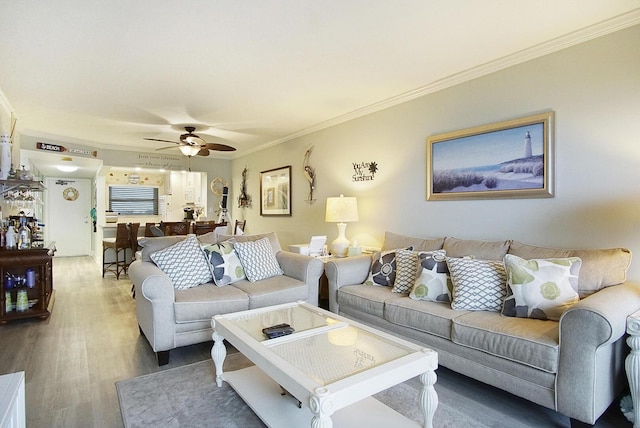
<box><xmin>502</xmin><ymin>254</ymin><xmax>581</xmax><ymax>320</ymax></box>
<box><xmin>408</xmin><ymin>250</ymin><xmax>450</xmax><ymax>302</ymax></box>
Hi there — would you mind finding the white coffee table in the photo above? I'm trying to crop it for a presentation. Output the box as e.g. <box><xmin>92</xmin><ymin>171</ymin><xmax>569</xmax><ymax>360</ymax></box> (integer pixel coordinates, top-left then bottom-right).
<box><xmin>211</xmin><ymin>301</ymin><xmax>438</xmax><ymax>428</ymax></box>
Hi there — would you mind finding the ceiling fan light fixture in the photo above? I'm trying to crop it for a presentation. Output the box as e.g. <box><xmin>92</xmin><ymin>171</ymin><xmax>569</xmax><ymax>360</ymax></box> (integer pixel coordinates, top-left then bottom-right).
<box><xmin>179</xmin><ymin>144</ymin><xmax>201</xmax><ymax>157</ymax></box>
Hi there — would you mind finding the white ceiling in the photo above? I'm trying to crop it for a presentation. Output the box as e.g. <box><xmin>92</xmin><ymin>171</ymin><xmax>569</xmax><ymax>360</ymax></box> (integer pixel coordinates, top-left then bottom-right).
<box><xmin>1</xmin><ymin>1</ymin><xmax>639</xmax><ymax>167</ymax></box>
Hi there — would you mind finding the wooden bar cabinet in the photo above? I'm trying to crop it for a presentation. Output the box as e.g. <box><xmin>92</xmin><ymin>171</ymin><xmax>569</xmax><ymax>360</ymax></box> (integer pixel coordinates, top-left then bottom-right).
<box><xmin>0</xmin><ymin>243</ymin><xmax>55</xmax><ymax>324</ymax></box>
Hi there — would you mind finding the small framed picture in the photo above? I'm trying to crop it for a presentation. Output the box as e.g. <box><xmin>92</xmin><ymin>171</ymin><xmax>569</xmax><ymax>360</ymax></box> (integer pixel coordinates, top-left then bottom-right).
<box><xmin>260</xmin><ymin>166</ymin><xmax>291</xmax><ymax>216</ymax></box>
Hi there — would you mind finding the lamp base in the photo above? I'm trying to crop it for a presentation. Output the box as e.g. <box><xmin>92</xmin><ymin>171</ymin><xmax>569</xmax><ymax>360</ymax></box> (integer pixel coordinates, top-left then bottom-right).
<box><xmin>331</xmin><ymin>223</ymin><xmax>350</xmax><ymax>257</ymax></box>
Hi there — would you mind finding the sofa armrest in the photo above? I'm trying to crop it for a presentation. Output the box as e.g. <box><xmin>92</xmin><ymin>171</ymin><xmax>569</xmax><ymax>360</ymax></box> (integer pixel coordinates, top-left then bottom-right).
<box><xmin>276</xmin><ymin>251</ymin><xmax>324</xmax><ymax>306</ymax></box>
<box><xmin>324</xmin><ymin>255</ymin><xmax>372</xmax><ymax>313</ymax></box>
<box><xmin>128</xmin><ymin>260</ymin><xmax>177</xmax><ymax>352</ymax></box>
<box><xmin>556</xmin><ymin>281</ymin><xmax>640</xmax><ymax>423</ymax></box>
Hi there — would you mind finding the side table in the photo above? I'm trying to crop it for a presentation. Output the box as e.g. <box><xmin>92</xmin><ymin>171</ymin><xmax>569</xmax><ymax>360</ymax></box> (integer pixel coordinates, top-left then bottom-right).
<box><xmin>626</xmin><ymin>309</ymin><xmax>640</xmax><ymax>427</ymax></box>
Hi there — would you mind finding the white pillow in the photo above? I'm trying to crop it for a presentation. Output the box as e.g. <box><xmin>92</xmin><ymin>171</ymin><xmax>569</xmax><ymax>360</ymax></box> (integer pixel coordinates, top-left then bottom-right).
<box><xmin>150</xmin><ymin>235</ymin><xmax>213</xmax><ymax>290</ymax></box>
<box><xmin>234</xmin><ymin>237</ymin><xmax>283</xmax><ymax>282</ymax></box>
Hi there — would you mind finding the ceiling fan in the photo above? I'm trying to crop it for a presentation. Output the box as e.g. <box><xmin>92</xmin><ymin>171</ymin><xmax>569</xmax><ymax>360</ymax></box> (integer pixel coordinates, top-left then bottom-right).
<box><xmin>144</xmin><ymin>126</ymin><xmax>236</xmax><ymax>157</ymax></box>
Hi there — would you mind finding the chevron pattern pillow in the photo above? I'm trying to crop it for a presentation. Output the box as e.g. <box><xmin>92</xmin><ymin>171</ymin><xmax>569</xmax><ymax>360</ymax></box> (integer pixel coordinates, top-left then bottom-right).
<box><xmin>502</xmin><ymin>254</ymin><xmax>581</xmax><ymax>320</ymax></box>
<box><xmin>234</xmin><ymin>237</ymin><xmax>284</xmax><ymax>282</ymax></box>
<box><xmin>201</xmin><ymin>241</ymin><xmax>246</xmax><ymax>287</ymax></box>
<box><xmin>150</xmin><ymin>235</ymin><xmax>213</xmax><ymax>290</ymax></box>
<box><xmin>447</xmin><ymin>257</ymin><xmax>507</xmax><ymax>311</ymax></box>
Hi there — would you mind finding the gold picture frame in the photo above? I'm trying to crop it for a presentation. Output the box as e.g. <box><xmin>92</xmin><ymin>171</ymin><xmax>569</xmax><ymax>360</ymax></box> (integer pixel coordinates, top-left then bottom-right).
<box><xmin>427</xmin><ymin>111</ymin><xmax>554</xmax><ymax>200</ymax></box>
<box><xmin>260</xmin><ymin>166</ymin><xmax>291</xmax><ymax>216</ymax></box>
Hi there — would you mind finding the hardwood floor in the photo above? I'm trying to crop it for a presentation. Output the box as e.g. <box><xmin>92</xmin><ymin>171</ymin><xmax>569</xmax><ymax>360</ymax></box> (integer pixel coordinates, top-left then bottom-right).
<box><xmin>0</xmin><ymin>256</ymin><xmax>212</xmax><ymax>428</ymax></box>
<box><xmin>0</xmin><ymin>256</ymin><xmax>631</xmax><ymax>427</ymax></box>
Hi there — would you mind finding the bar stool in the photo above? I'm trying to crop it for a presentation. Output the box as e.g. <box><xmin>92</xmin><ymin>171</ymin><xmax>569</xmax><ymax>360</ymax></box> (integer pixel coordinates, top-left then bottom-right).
<box><xmin>102</xmin><ymin>223</ymin><xmax>132</xmax><ymax>279</ymax></box>
<box><xmin>128</xmin><ymin>222</ymin><xmax>140</xmax><ymax>297</ymax></box>
<box><xmin>193</xmin><ymin>221</ymin><xmax>216</xmax><ymax>236</ymax></box>
<box><xmin>161</xmin><ymin>221</ymin><xmax>190</xmax><ymax>236</ymax></box>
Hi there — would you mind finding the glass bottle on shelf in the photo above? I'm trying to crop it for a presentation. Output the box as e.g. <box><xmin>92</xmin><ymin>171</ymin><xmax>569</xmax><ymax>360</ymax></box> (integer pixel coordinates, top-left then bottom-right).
<box><xmin>5</xmin><ymin>220</ymin><xmax>16</xmax><ymax>249</ymax></box>
<box><xmin>18</xmin><ymin>216</ymin><xmax>31</xmax><ymax>249</ymax></box>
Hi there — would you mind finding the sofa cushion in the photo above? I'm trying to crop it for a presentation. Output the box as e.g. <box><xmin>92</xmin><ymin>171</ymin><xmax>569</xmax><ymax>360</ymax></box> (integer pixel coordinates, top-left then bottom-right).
<box><xmin>139</xmin><ymin>235</ymin><xmax>187</xmax><ymax>262</ymax></box>
<box><xmin>174</xmin><ymin>283</ymin><xmax>249</xmax><ymax>323</ymax></box>
<box><xmin>451</xmin><ymin>311</ymin><xmax>559</xmax><ymax>373</ymax></box>
<box><xmin>381</xmin><ymin>231</ymin><xmax>444</xmax><ymax>252</ymax></box>
<box><xmin>234</xmin><ymin>237</ymin><xmax>284</xmax><ymax>282</ymax></box>
<box><xmin>508</xmin><ymin>241</ymin><xmax>632</xmax><ymax>297</ymax></box>
<box><xmin>365</xmin><ymin>247</ymin><xmax>412</xmax><ymax>287</ymax></box>
<box><xmin>201</xmin><ymin>241</ymin><xmax>246</xmax><ymax>286</ymax></box>
<box><xmin>502</xmin><ymin>254</ymin><xmax>581</xmax><ymax>321</ymax></box>
<box><xmin>384</xmin><ymin>296</ymin><xmax>468</xmax><ymax>340</ymax></box>
<box><xmin>447</xmin><ymin>257</ymin><xmax>507</xmax><ymax>311</ymax></box>
<box><xmin>231</xmin><ymin>276</ymin><xmax>309</xmax><ymax>309</ymax></box>
<box><xmin>150</xmin><ymin>235</ymin><xmax>213</xmax><ymax>290</ymax></box>
<box><xmin>443</xmin><ymin>237</ymin><xmax>511</xmax><ymax>260</ymax></box>
<box><xmin>337</xmin><ymin>284</ymin><xmax>397</xmax><ymax>318</ymax></box>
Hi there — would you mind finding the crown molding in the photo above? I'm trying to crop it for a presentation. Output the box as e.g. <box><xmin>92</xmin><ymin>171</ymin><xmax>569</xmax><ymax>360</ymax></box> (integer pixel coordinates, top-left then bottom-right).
<box><xmin>254</xmin><ymin>9</ymin><xmax>640</xmax><ymax>152</ymax></box>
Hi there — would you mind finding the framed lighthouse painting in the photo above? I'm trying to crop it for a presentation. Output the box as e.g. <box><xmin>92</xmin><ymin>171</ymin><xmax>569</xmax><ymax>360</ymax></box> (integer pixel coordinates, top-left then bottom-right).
<box><xmin>426</xmin><ymin>111</ymin><xmax>554</xmax><ymax>200</ymax></box>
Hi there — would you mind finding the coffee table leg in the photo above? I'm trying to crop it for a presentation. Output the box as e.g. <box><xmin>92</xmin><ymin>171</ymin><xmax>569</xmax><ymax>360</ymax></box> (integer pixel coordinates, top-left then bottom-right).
<box><xmin>419</xmin><ymin>369</ymin><xmax>438</xmax><ymax>428</ymax></box>
<box><xmin>211</xmin><ymin>319</ymin><xmax>227</xmax><ymax>387</ymax></box>
<box><xmin>310</xmin><ymin>387</ymin><xmax>334</xmax><ymax>428</ymax></box>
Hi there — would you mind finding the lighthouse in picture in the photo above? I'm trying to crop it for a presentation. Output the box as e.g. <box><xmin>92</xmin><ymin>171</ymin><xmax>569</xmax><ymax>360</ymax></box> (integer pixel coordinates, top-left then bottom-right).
<box><xmin>524</xmin><ymin>131</ymin><xmax>532</xmax><ymax>158</ymax></box>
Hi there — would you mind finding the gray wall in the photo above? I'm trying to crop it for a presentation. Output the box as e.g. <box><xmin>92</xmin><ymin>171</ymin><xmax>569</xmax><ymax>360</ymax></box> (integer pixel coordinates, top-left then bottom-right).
<box><xmin>230</xmin><ymin>24</ymin><xmax>640</xmax><ymax>281</ymax></box>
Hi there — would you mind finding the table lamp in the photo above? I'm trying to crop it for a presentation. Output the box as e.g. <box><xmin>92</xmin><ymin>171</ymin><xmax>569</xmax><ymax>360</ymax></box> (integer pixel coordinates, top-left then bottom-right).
<box><xmin>325</xmin><ymin>195</ymin><xmax>359</xmax><ymax>257</ymax></box>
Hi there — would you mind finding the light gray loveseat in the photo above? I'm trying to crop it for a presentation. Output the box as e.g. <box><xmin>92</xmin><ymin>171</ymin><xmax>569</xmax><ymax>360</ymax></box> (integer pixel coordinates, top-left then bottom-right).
<box><xmin>325</xmin><ymin>232</ymin><xmax>640</xmax><ymax>426</ymax></box>
<box><xmin>129</xmin><ymin>232</ymin><xmax>324</xmax><ymax>365</ymax></box>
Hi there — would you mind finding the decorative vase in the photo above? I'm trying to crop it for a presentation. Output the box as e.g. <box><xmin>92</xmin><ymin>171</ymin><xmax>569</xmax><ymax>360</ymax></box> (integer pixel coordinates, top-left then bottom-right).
<box><xmin>0</xmin><ymin>132</ymin><xmax>11</xmax><ymax>180</ymax></box>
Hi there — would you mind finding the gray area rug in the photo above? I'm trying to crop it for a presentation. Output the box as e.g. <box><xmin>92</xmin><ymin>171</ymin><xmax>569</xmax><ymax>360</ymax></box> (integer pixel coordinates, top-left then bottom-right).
<box><xmin>116</xmin><ymin>352</ymin><xmax>626</xmax><ymax>427</ymax></box>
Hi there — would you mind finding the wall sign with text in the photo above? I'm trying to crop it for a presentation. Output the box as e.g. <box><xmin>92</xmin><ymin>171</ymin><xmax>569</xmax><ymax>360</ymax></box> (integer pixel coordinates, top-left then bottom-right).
<box><xmin>352</xmin><ymin>161</ymin><xmax>378</xmax><ymax>182</ymax></box>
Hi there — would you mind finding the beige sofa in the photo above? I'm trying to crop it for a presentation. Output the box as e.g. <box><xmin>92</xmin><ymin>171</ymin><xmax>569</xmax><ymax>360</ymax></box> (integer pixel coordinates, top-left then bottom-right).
<box><xmin>325</xmin><ymin>232</ymin><xmax>639</xmax><ymax>426</ymax></box>
<box><xmin>129</xmin><ymin>232</ymin><xmax>324</xmax><ymax>365</ymax></box>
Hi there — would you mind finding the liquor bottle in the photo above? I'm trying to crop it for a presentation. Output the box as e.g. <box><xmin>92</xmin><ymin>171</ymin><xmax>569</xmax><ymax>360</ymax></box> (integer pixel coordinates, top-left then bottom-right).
<box><xmin>5</xmin><ymin>221</ymin><xmax>16</xmax><ymax>250</ymax></box>
<box><xmin>18</xmin><ymin>217</ymin><xmax>31</xmax><ymax>249</ymax></box>
<box><xmin>0</xmin><ymin>221</ymin><xmax>5</xmax><ymax>249</ymax></box>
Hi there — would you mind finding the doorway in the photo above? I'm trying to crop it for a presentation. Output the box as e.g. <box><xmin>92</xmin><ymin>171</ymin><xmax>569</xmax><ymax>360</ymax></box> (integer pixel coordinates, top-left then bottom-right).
<box><xmin>45</xmin><ymin>177</ymin><xmax>92</xmax><ymax>256</ymax></box>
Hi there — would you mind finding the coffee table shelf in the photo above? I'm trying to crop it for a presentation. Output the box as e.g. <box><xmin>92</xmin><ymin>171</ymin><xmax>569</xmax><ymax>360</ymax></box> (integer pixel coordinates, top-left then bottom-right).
<box><xmin>211</xmin><ymin>301</ymin><xmax>438</xmax><ymax>428</ymax></box>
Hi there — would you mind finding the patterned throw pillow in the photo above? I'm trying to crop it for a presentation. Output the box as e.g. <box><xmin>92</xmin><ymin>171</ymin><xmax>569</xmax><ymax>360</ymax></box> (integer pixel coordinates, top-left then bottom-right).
<box><xmin>201</xmin><ymin>241</ymin><xmax>245</xmax><ymax>287</ymax></box>
<box><xmin>364</xmin><ymin>247</ymin><xmax>413</xmax><ymax>287</ymax></box>
<box><xmin>447</xmin><ymin>257</ymin><xmax>507</xmax><ymax>311</ymax></box>
<box><xmin>150</xmin><ymin>235</ymin><xmax>213</xmax><ymax>290</ymax></box>
<box><xmin>502</xmin><ymin>254</ymin><xmax>581</xmax><ymax>320</ymax></box>
<box><xmin>392</xmin><ymin>249</ymin><xmax>420</xmax><ymax>293</ymax></box>
<box><xmin>409</xmin><ymin>251</ymin><xmax>450</xmax><ymax>302</ymax></box>
<box><xmin>234</xmin><ymin>237</ymin><xmax>284</xmax><ymax>282</ymax></box>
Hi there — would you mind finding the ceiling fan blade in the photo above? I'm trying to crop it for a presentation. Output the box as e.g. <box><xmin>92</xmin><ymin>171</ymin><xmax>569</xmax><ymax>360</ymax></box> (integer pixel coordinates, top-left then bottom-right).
<box><xmin>196</xmin><ymin>148</ymin><xmax>210</xmax><ymax>157</ymax></box>
<box><xmin>205</xmin><ymin>143</ymin><xmax>236</xmax><ymax>152</ymax></box>
<box><xmin>155</xmin><ymin>146</ymin><xmax>178</xmax><ymax>152</ymax></box>
<box><xmin>144</xmin><ymin>138</ymin><xmax>179</xmax><ymax>144</ymax></box>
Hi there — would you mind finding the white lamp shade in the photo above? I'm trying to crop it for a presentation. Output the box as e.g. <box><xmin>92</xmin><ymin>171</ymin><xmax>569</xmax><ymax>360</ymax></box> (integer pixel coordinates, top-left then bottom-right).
<box><xmin>325</xmin><ymin>196</ymin><xmax>359</xmax><ymax>223</ymax></box>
